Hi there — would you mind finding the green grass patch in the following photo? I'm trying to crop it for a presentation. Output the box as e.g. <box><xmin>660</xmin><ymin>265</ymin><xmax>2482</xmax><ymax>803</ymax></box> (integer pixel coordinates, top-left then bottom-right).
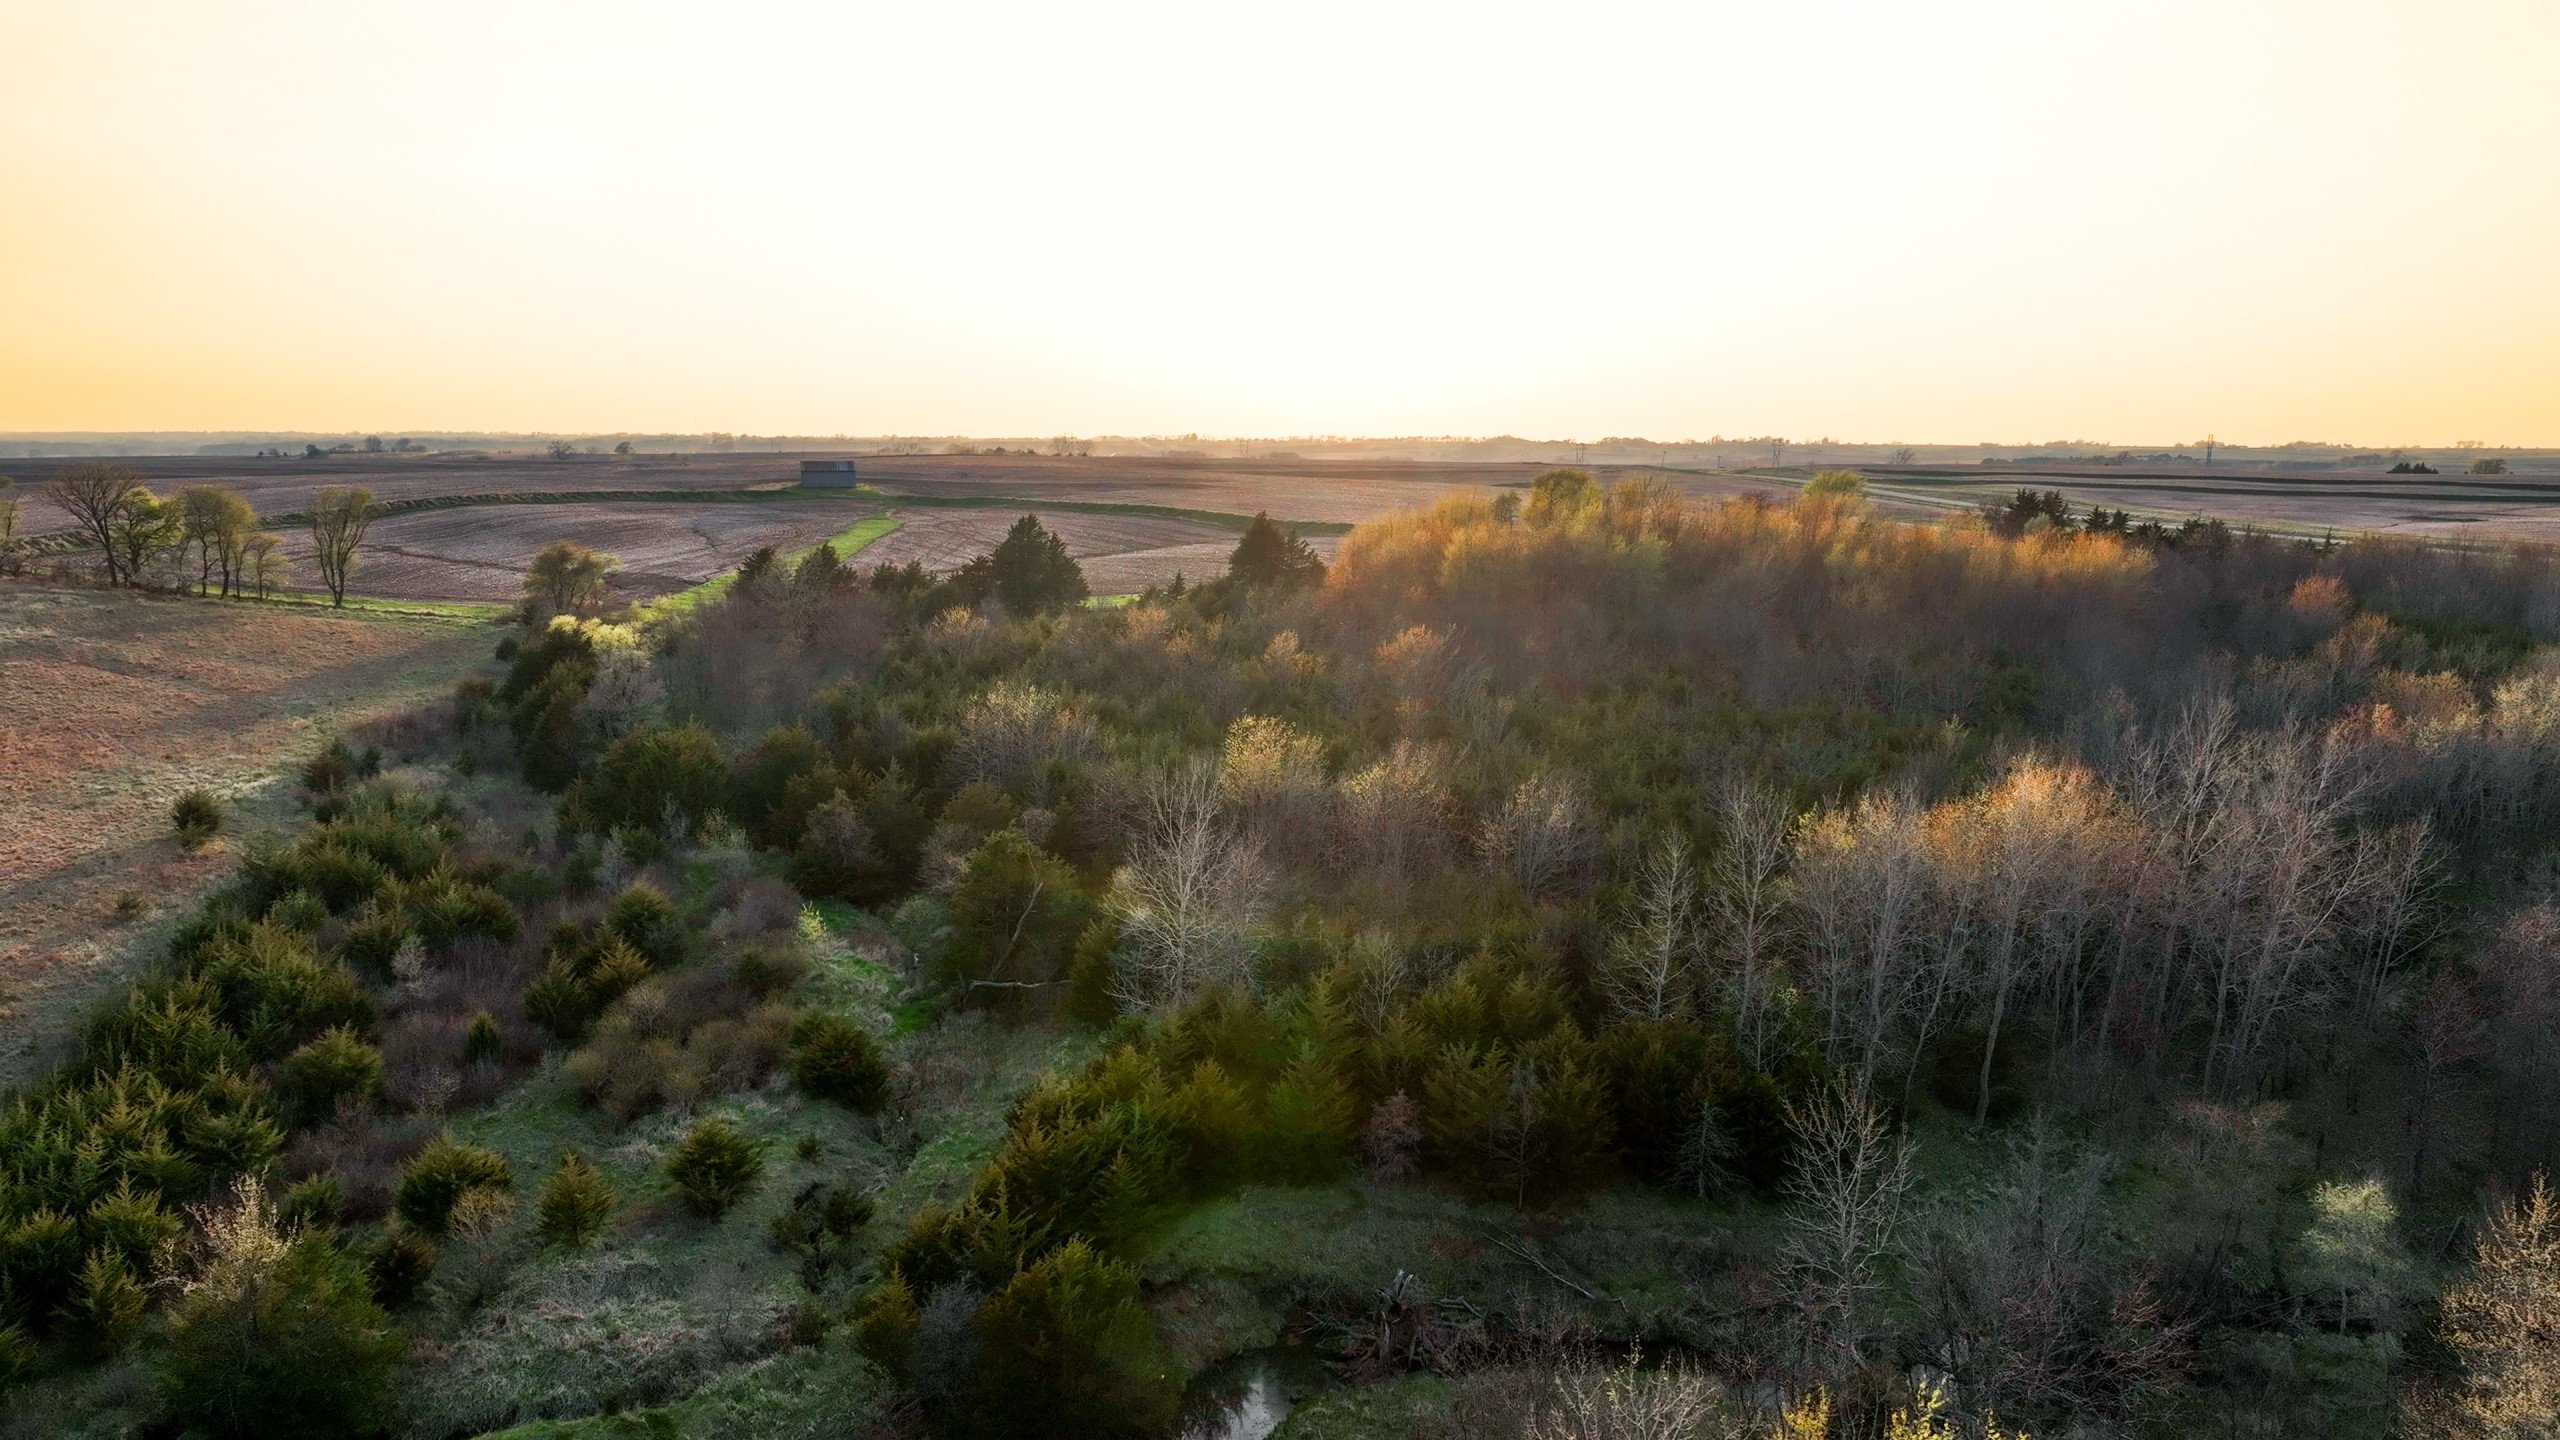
<box><xmin>1272</xmin><ymin>1373</ymin><xmax>1459</xmax><ymax>1439</ymax></box>
<box><xmin>642</xmin><ymin>513</ymin><xmax>901</xmax><ymax>619</ymax></box>
<box><xmin>218</xmin><ymin>588</ymin><xmax>510</xmax><ymax>621</ymax></box>
<box><xmin>840</xmin><ymin>483</ymin><xmax>1352</xmax><ymax>537</ymax></box>
<box><xmin>478</xmin><ymin>1337</ymin><xmax>891</xmax><ymax>1440</ymax></box>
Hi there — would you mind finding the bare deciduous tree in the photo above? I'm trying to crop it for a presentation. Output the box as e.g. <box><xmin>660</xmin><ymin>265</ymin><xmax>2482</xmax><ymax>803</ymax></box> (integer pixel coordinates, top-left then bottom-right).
<box><xmin>1780</xmin><ymin>1085</ymin><xmax>1912</xmax><ymax>1366</ymax></box>
<box><xmin>307</xmin><ymin>484</ymin><xmax>375</xmax><ymax>607</ymax></box>
<box><xmin>0</xmin><ymin>477</ymin><xmax>22</xmax><ymax>576</ymax></box>
<box><xmin>1109</xmin><ymin>761</ymin><xmax>1270</xmax><ymax>1013</ymax></box>
<box><xmin>1531</xmin><ymin>1358</ymin><xmax>1742</xmax><ymax>1440</ymax></box>
<box><xmin>45</xmin><ymin>462</ymin><xmax>147</xmax><ymax>584</ymax></box>
<box><xmin>176</xmin><ymin>484</ymin><xmax>255</xmax><ymax>597</ymax></box>
<box><xmin>1480</xmin><ymin>772</ymin><xmax>1596</xmax><ymax>901</ymax></box>
<box><xmin>1795</xmin><ymin>794</ymin><xmax>1931</xmax><ymax>1092</ymax></box>
<box><xmin>1708</xmin><ymin>780</ymin><xmax>1795</xmax><ymax>1068</ymax></box>
<box><xmin>951</xmin><ymin>680</ymin><xmax>1095</xmax><ymax>803</ymax></box>
<box><xmin>243</xmin><ymin>532</ymin><xmax>288</xmax><ymax>598</ymax></box>
<box><xmin>1335</xmin><ymin>740</ymin><xmax>1449</xmax><ymax>887</ymax></box>
<box><xmin>1601</xmin><ymin>832</ymin><xmax>1704</xmax><ymax>1022</ymax></box>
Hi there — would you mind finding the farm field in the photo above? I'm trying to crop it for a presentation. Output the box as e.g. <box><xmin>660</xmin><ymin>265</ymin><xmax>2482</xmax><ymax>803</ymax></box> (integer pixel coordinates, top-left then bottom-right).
<box><xmin>20</xmin><ymin>450</ymin><xmax>2560</xmax><ymax>612</ymax></box>
<box><xmin>0</xmin><ymin>584</ymin><xmax>490</xmax><ymax>1087</ymax></box>
<box><xmin>853</xmin><ymin>507</ymin><xmax>1336</xmax><ymax>595</ymax></box>
<box><xmin>269</xmin><ymin>496</ymin><xmax>883</xmax><ymax>603</ymax></box>
<box><xmin>1847</xmin><ymin>465</ymin><xmax>2560</xmax><ymax>540</ymax></box>
<box><xmin>3</xmin><ymin>452</ymin><xmax>805</xmax><ymax>535</ymax></box>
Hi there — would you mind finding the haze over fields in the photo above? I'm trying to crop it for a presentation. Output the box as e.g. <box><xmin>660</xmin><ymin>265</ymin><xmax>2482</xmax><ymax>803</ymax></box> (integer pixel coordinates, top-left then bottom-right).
<box><xmin>4</xmin><ymin>2</ymin><xmax>2558</xmax><ymax>446</ymax></box>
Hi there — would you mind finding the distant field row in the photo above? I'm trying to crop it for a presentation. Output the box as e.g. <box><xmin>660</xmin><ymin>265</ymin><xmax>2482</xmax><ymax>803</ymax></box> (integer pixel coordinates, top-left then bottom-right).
<box><xmin>19</xmin><ymin>450</ymin><xmax>2560</xmax><ymax>608</ymax></box>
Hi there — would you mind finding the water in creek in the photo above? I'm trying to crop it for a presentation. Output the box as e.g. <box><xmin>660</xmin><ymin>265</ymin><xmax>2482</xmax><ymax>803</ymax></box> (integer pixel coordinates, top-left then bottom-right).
<box><xmin>1175</xmin><ymin>1348</ymin><xmax>1329</xmax><ymax>1440</ymax></box>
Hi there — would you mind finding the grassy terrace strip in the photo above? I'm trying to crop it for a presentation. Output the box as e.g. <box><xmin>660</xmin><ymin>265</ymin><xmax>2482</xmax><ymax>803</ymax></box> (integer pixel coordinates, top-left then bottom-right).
<box><xmin>844</xmin><ymin>483</ymin><xmax>1355</xmax><ymax>536</ymax></box>
<box><xmin>244</xmin><ymin>590</ymin><xmax>513</xmax><ymax>621</ymax></box>
<box><xmin>640</xmin><ymin>512</ymin><xmax>902</xmax><ymax>618</ymax></box>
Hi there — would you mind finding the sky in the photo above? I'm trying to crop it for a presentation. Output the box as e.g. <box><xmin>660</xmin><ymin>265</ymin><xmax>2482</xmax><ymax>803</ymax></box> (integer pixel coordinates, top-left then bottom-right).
<box><xmin>3</xmin><ymin>1</ymin><xmax>2556</xmax><ymax>446</ymax></box>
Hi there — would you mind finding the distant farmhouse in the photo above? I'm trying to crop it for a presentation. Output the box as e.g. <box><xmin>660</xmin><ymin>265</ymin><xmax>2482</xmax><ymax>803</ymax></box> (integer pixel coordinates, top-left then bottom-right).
<box><xmin>799</xmin><ymin>458</ymin><xmax>859</xmax><ymax>486</ymax></box>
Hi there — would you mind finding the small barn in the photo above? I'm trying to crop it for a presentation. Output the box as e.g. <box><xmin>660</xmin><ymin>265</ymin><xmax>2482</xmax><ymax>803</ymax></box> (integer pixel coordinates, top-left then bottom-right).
<box><xmin>799</xmin><ymin>458</ymin><xmax>860</xmax><ymax>486</ymax></box>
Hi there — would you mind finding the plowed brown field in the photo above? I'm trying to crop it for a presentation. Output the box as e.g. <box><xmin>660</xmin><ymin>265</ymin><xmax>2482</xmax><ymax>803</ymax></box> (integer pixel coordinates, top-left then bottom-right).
<box><xmin>858</xmin><ymin>509</ymin><xmax>1342</xmax><ymax>595</ymax></box>
<box><xmin>268</xmin><ymin>497</ymin><xmax>882</xmax><ymax>603</ymax></box>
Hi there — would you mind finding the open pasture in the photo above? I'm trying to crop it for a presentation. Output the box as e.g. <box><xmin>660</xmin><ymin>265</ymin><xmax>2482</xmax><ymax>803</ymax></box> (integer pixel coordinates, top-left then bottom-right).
<box><xmin>269</xmin><ymin>495</ymin><xmax>882</xmax><ymax>603</ymax></box>
<box><xmin>0</xmin><ymin>585</ymin><xmax>489</xmax><ymax>1085</ymax></box>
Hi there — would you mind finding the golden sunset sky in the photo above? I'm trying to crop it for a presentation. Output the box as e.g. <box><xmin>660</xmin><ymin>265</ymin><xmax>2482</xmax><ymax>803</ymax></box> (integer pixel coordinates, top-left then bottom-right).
<box><xmin>3</xmin><ymin>1</ymin><xmax>2555</xmax><ymax>444</ymax></box>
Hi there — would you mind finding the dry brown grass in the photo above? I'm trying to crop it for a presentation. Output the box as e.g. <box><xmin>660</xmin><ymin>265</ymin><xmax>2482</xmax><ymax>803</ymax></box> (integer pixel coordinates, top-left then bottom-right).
<box><xmin>0</xmin><ymin>582</ymin><xmax>490</xmax><ymax>1085</ymax></box>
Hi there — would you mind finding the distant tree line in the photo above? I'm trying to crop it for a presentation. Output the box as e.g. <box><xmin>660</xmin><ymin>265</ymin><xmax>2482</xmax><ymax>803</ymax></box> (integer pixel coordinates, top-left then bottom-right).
<box><xmin>31</xmin><ymin>464</ymin><xmax>377</xmax><ymax>604</ymax></box>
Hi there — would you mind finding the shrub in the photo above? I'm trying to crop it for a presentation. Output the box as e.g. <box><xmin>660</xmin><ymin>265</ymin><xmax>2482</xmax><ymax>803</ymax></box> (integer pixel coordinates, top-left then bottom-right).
<box><xmin>959</xmin><ymin>1239</ymin><xmax>1177</xmax><ymax>1437</ymax></box>
<box><xmin>263</xmin><ymin>889</ymin><xmax>329</xmax><ymax>934</ymax></box>
<box><xmin>585</xmin><ymin>723</ymin><xmax>730</xmax><ymax>839</ymax></box>
<box><xmin>770</xmin><ymin>1180</ymin><xmax>876</xmax><ymax>1288</ymax></box>
<box><xmin>300</xmin><ymin>738</ymin><xmax>358</xmax><ymax>796</ymax></box>
<box><xmin>394</xmin><ymin>1134</ymin><xmax>512</xmax><ymax>1236</ymax></box>
<box><xmin>730</xmin><ymin>724</ymin><xmax>829</xmax><ymax>843</ymax></box>
<box><xmin>161</xmin><ymin>1185</ymin><xmax>404</xmax><ymax>1440</ymax></box>
<box><xmin>0</xmin><ymin>1320</ymin><xmax>35</xmax><ymax>1391</ymax></box>
<box><xmin>112</xmin><ymin>890</ymin><xmax>148</xmax><ymax>923</ymax></box>
<box><xmin>79</xmin><ymin>1181</ymin><xmax>182</xmax><ymax>1278</ymax></box>
<box><xmin>788</xmin><ymin>1012</ymin><xmax>893</xmax><ymax>1113</ymax></box>
<box><xmin>522</xmin><ymin>959</ymin><xmax>597</xmax><ymax>1043</ymax></box>
<box><xmin>337</xmin><ymin>904</ymin><xmax>414</xmax><ymax>982</ymax></box>
<box><xmin>604</xmin><ymin>881</ymin><xmax>687</xmax><ymax>967</ymax></box>
<box><xmin>853</xmin><ymin>1270</ymin><xmax>923</xmax><ymax>1375</ymax></box>
<box><xmin>666</xmin><ymin>1115</ymin><xmax>763</xmax><ymax>1218</ymax></box>
<box><xmin>173</xmin><ymin>788</ymin><xmax>225</xmax><ymax>846</ymax></box>
<box><xmin>534</xmin><ymin>1152</ymin><xmax>617</xmax><ymax>1249</ymax></box>
<box><xmin>365</xmin><ymin>1226</ymin><xmax>438</xmax><ymax>1308</ymax></box>
<box><xmin>279</xmin><ymin>1174</ymin><xmax>346</xmax><ymax>1232</ymax></box>
<box><xmin>734</xmin><ymin>947</ymin><xmax>810</xmax><ymax>999</ymax></box>
<box><xmin>941</xmin><ymin>829</ymin><xmax>1093</xmax><ymax>1003</ymax></box>
<box><xmin>789</xmin><ymin>791</ymin><xmax>878</xmax><ymax>900</ymax></box>
<box><xmin>410</xmin><ymin>882</ymin><xmax>520</xmax><ymax>948</ymax></box>
<box><xmin>277</xmin><ymin>1026</ymin><xmax>387</xmax><ymax>1126</ymax></box>
<box><xmin>461</xmin><ymin>1011</ymin><xmax>505</xmax><ymax>1066</ymax></box>
<box><xmin>0</xmin><ymin>1209</ymin><xmax>82</xmax><ymax>1321</ymax></box>
<box><xmin>1066</xmin><ymin>918</ymin><xmax>1122</xmax><ymax>1026</ymax></box>
<box><xmin>62</xmin><ymin>1250</ymin><xmax>148</xmax><ymax>1353</ymax></box>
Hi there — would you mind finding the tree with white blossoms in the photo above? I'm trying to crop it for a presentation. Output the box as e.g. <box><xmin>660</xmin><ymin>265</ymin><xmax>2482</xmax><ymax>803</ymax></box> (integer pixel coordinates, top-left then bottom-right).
<box><xmin>578</xmin><ymin>633</ymin><xmax>665</xmax><ymax>743</ymax></box>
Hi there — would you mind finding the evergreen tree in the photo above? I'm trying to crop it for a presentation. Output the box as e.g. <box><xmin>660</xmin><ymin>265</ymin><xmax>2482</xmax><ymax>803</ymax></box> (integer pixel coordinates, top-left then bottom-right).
<box><xmin>986</xmin><ymin>515</ymin><xmax>1087</xmax><ymax>615</ymax></box>
<box><xmin>1226</xmin><ymin>513</ymin><xmax>1326</xmax><ymax>587</ymax></box>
